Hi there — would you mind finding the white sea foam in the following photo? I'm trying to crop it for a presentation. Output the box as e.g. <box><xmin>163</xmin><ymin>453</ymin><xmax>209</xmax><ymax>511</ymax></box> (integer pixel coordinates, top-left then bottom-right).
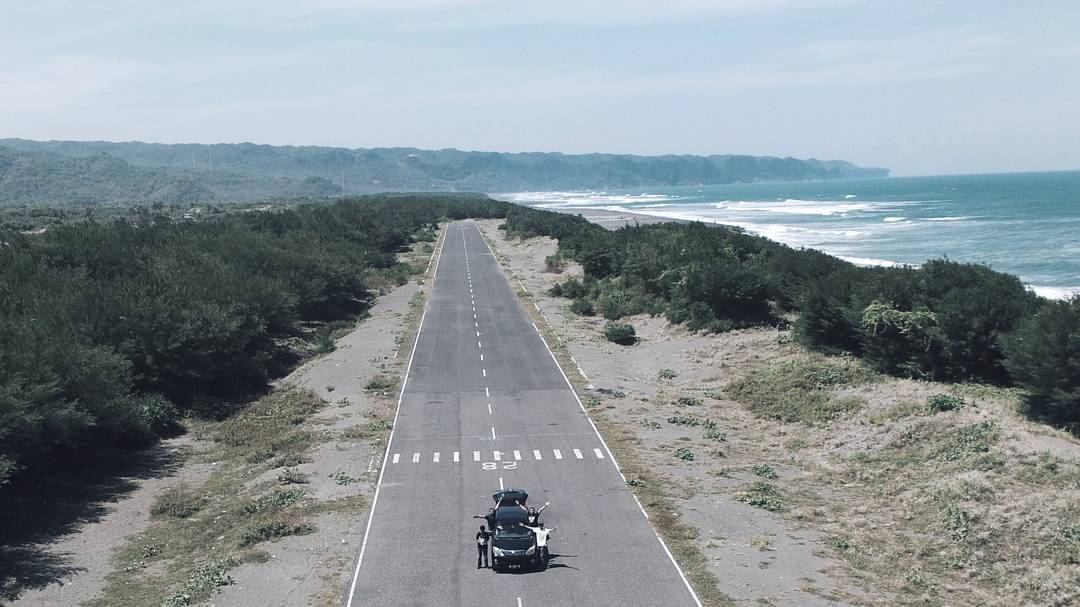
<box><xmin>924</xmin><ymin>216</ymin><xmax>975</xmax><ymax>222</ymax></box>
<box><xmin>883</xmin><ymin>217</ymin><xmax>906</xmax><ymax>223</ymax></box>
<box><xmin>844</xmin><ymin>194</ymin><xmax>857</xmax><ymax>199</ymax></box>
<box><xmin>1027</xmin><ymin>285</ymin><xmax>1080</xmax><ymax>300</ymax></box>
<box><xmin>835</xmin><ymin>255</ymin><xmax>912</xmax><ymax>268</ymax></box>
<box><xmin>707</xmin><ymin>198</ymin><xmax>903</xmax><ymax>216</ymax></box>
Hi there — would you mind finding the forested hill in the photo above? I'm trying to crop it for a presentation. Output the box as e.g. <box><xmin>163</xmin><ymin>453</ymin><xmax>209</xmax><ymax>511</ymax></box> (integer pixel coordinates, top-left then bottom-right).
<box><xmin>0</xmin><ymin>138</ymin><xmax>888</xmax><ymax>206</ymax></box>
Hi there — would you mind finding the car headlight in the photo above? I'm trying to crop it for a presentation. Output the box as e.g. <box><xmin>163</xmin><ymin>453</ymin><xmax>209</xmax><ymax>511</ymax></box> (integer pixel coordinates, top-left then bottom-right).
<box><xmin>492</xmin><ymin>547</ymin><xmax>505</xmax><ymax>557</ymax></box>
<box><xmin>525</xmin><ymin>546</ymin><xmax>536</xmax><ymax>555</ymax></box>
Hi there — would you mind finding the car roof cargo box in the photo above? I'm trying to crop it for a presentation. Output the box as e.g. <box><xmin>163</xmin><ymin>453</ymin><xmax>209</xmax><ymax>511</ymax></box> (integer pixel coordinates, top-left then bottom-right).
<box><xmin>493</xmin><ymin>489</ymin><xmax>528</xmax><ymax>506</ymax></box>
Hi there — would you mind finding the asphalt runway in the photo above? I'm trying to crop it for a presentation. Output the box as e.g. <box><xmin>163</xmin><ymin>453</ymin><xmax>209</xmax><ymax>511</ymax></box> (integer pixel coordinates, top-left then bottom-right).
<box><xmin>345</xmin><ymin>222</ymin><xmax>701</xmax><ymax>607</ymax></box>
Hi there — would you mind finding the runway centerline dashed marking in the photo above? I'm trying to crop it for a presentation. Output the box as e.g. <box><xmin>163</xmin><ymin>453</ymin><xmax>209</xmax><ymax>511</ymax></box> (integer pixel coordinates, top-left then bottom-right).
<box><xmin>553</xmin><ymin>449</ymin><xmax>563</xmax><ymax>460</ymax></box>
<box><xmin>533</xmin><ymin>449</ymin><xmax>542</xmax><ymax>460</ymax></box>
<box><xmin>392</xmin><ymin>453</ymin><xmax>400</xmax><ymax>464</ymax></box>
<box><xmin>473</xmin><ymin>450</ymin><xmax>481</xmax><ymax>462</ymax></box>
<box><xmin>433</xmin><ymin>452</ymin><xmax>440</xmax><ymax>463</ymax></box>
<box><xmin>573</xmin><ymin>448</ymin><xmax>584</xmax><ymax>459</ymax></box>
<box><xmin>513</xmin><ymin>450</ymin><xmax>522</xmax><ymax>461</ymax></box>
<box><xmin>411</xmin><ymin>452</ymin><xmax>420</xmax><ymax>463</ymax></box>
<box><xmin>594</xmin><ymin>448</ymin><xmax>605</xmax><ymax>459</ymax></box>
<box><xmin>453</xmin><ymin>451</ymin><xmax>460</xmax><ymax>463</ymax></box>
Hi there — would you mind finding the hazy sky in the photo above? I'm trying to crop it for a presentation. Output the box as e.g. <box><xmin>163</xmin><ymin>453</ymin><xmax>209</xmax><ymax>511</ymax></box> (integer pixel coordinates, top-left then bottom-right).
<box><xmin>2</xmin><ymin>1</ymin><xmax>1078</xmax><ymax>176</ymax></box>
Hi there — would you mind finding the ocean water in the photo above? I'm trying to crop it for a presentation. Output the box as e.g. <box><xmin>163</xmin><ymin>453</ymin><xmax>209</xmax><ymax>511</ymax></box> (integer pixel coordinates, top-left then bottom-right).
<box><xmin>500</xmin><ymin>171</ymin><xmax>1080</xmax><ymax>299</ymax></box>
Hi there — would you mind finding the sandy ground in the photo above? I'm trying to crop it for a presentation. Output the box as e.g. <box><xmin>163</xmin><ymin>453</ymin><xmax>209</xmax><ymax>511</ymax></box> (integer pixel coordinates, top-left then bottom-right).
<box><xmin>473</xmin><ymin>215</ymin><xmax>1080</xmax><ymax>607</ymax></box>
<box><xmin>8</xmin><ymin>440</ymin><xmax>214</xmax><ymax>607</ymax></box>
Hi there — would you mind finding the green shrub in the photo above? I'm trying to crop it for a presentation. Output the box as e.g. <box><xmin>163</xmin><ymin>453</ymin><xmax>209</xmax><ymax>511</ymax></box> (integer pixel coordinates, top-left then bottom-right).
<box><xmin>677</xmin><ymin>396</ymin><xmax>702</xmax><ymax>407</ymax></box>
<box><xmin>1054</xmin><ymin>521</ymin><xmax>1080</xmax><ymax>564</ymax></box>
<box><xmin>1002</xmin><ymin>295</ymin><xmax>1080</xmax><ymax>429</ymax></box>
<box><xmin>668</xmin><ymin>415</ymin><xmax>700</xmax><ymax>426</ymax></box>
<box><xmin>544</xmin><ymin>254</ymin><xmax>564</xmax><ymax>273</ymax></box>
<box><xmin>365</xmin><ymin>375</ymin><xmax>395</xmax><ymax>391</ymax></box>
<box><xmin>277</xmin><ymin>468</ymin><xmax>309</xmax><ymax>484</ymax></box>
<box><xmin>569</xmin><ymin>298</ymin><xmax>595</xmax><ymax>316</ymax></box>
<box><xmin>752</xmin><ymin>464</ymin><xmax>778</xmax><ymax>479</ymax></box>
<box><xmin>939</xmin><ymin>420</ymin><xmax>999</xmax><ymax>462</ymax></box>
<box><xmin>943</xmin><ymin>503</ymin><xmax>973</xmax><ymax>542</ymax></box>
<box><xmin>242</xmin><ymin>489</ymin><xmax>306</xmax><ymax>515</ymax></box>
<box><xmin>928</xmin><ymin>393</ymin><xmax>966</xmax><ymax>412</ymax></box>
<box><xmin>658</xmin><ymin>368</ymin><xmax>678</xmax><ymax>380</ymax></box>
<box><xmin>603</xmin><ymin>322</ymin><xmax>637</xmax><ymax>345</ymax></box>
<box><xmin>736</xmin><ymin>481</ymin><xmax>784</xmax><ymax>511</ymax></box>
<box><xmin>675</xmin><ymin>447</ymin><xmax>695</xmax><ymax>461</ymax></box>
<box><xmin>238</xmin><ymin>520</ymin><xmax>314</xmax><ymax>547</ymax></box>
<box><xmin>704</xmin><ymin>428</ymin><xmax>727</xmax><ymax>442</ymax></box>
<box><xmin>137</xmin><ymin>394</ymin><xmax>181</xmax><ymax>434</ymax></box>
<box><xmin>161</xmin><ymin>557</ymin><xmax>236</xmax><ymax>607</ymax></box>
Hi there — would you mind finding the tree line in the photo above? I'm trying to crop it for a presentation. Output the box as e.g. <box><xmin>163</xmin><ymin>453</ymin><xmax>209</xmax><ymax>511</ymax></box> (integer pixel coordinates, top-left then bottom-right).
<box><xmin>504</xmin><ymin>205</ymin><xmax>1080</xmax><ymax>430</ymax></box>
<box><xmin>0</xmin><ymin>194</ymin><xmax>508</xmax><ymax>486</ymax></box>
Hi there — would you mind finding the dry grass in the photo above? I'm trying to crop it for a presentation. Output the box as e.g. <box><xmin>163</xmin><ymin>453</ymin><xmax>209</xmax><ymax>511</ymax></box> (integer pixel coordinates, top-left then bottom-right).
<box><xmin>736</xmin><ymin>367</ymin><xmax>1080</xmax><ymax>606</ymax></box>
<box><xmin>87</xmin><ymin>389</ymin><xmax>367</xmax><ymax>607</ymax></box>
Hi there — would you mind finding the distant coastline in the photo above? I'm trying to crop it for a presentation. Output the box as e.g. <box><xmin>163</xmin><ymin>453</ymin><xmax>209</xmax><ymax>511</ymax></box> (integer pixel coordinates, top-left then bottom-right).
<box><xmin>504</xmin><ymin>199</ymin><xmax>1079</xmax><ymax>301</ymax></box>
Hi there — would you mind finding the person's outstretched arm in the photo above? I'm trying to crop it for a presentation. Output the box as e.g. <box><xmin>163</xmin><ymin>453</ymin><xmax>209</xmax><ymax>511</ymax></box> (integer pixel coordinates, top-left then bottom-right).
<box><xmin>536</xmin><ymin>501</ymin><xmax>550</xmax><ymax>514</ymax></box>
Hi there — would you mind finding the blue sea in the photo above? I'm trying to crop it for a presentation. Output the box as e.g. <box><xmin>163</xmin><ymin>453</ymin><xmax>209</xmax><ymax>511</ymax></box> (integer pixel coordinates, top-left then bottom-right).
<box><xmin>501</xmin><ymin>171</ymin><xmax>1080</xmax><ymax>300</ymax></box>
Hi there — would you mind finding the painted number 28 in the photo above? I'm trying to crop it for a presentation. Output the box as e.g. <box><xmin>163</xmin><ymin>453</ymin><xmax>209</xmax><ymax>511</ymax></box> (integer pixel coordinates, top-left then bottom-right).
<box><xmin>481</xmin><ymin>462</ymin><xmax>518</xmax><ymax>471</ymax></box>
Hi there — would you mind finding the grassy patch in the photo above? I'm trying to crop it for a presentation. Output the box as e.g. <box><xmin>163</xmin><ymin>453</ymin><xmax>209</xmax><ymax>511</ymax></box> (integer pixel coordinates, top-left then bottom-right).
<box><xmin>150</xmin><ymin>485</ymin><xmax>203</xmax><ymax>519</ymax></box>
<box><xmin>735</xmin><ymin>481</ymin><xmax>784</xmax><ymax>512</ymax></box>
<box><xmin>238</xmin><ymin>520</ymin><xmax>315</xmax><ymax>548</ymax></box>
<box><xmin>364</xmin><ymin>375</ymin><xmax>396</xmax><ymax>391</ymax></box>
<box><xmin>867</xmin><ymin>399</ymin><xmax>926</xmax><ymax>424</ymax></box>
<box><xmin>727</xmin><ymin>356</ymin><xmax>874</xmax><ymax>424</ymax></box>
<box><xmin>937</xmin><ymin>420</ymin><xmax>1000</xmax><ymax>463</ymax></box>
<box><xmin>675</xmin><ymin>447</ymin><xmax>696</xmax><ymax>461</ymax></box>
<box><xmin>160</xmin><ymin>557</ymin><xmax>236</xmax><ymax>607</ymax></box>
<box><xmin>752</xmin><ymin>464</ymin><xmax>778</xmax><ymax>480</ymax></box>
<box><xmin>928</xmin><ymin>393</ymin><xmax>966</xmax><ymax>412</ymax></box>
<box><xmin>91</xmin><ymin>389</ymin><xmax>369</xmax><ymax>607</ymax></box>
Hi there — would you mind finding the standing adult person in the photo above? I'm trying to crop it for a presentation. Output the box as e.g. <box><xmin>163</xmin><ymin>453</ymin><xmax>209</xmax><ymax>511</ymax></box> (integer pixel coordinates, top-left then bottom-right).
<box><xmin>475</xmin><ymin>524</ymin><xmax>493</xmax><ymax>568</ymax></box>
<box><xmin>523</xmin><ymin>524</ymin><xmax>554</xmax><ymax>562</ymax></box>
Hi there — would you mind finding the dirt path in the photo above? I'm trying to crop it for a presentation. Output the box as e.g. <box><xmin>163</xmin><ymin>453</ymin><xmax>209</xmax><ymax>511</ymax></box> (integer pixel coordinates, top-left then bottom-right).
<box><xmin>4</xmin><ymin>440</ymin><xmax>213</xmax><ymax>606</ymax></box>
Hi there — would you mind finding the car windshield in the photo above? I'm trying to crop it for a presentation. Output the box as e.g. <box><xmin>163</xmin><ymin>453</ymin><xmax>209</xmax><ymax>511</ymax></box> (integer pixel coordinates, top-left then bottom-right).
<box><xmin>494</xmin><ymin>506</ymin><xmax>527</xmax><ymax>525</ymax></box>
<box><xmin>494</xmin><ymin>525</ymin><xmax>532</xmax><ymax>539</ymax></box>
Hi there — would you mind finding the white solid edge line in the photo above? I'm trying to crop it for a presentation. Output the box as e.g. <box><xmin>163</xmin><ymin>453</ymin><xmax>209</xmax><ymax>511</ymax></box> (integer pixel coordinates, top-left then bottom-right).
<box><xmin>530</xmin><ymin>303</ymin><xmax>705</xmax><ymax>607</ymax></box>
<box><xmin>476</xmin><ymin>222</ymin><xmax>704</xmax><ymax>607</ymax></box>
<box><xmin>344</xmin><ymin>225</ymin><xmax>446</xmax><ymax>607</ymax></box>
